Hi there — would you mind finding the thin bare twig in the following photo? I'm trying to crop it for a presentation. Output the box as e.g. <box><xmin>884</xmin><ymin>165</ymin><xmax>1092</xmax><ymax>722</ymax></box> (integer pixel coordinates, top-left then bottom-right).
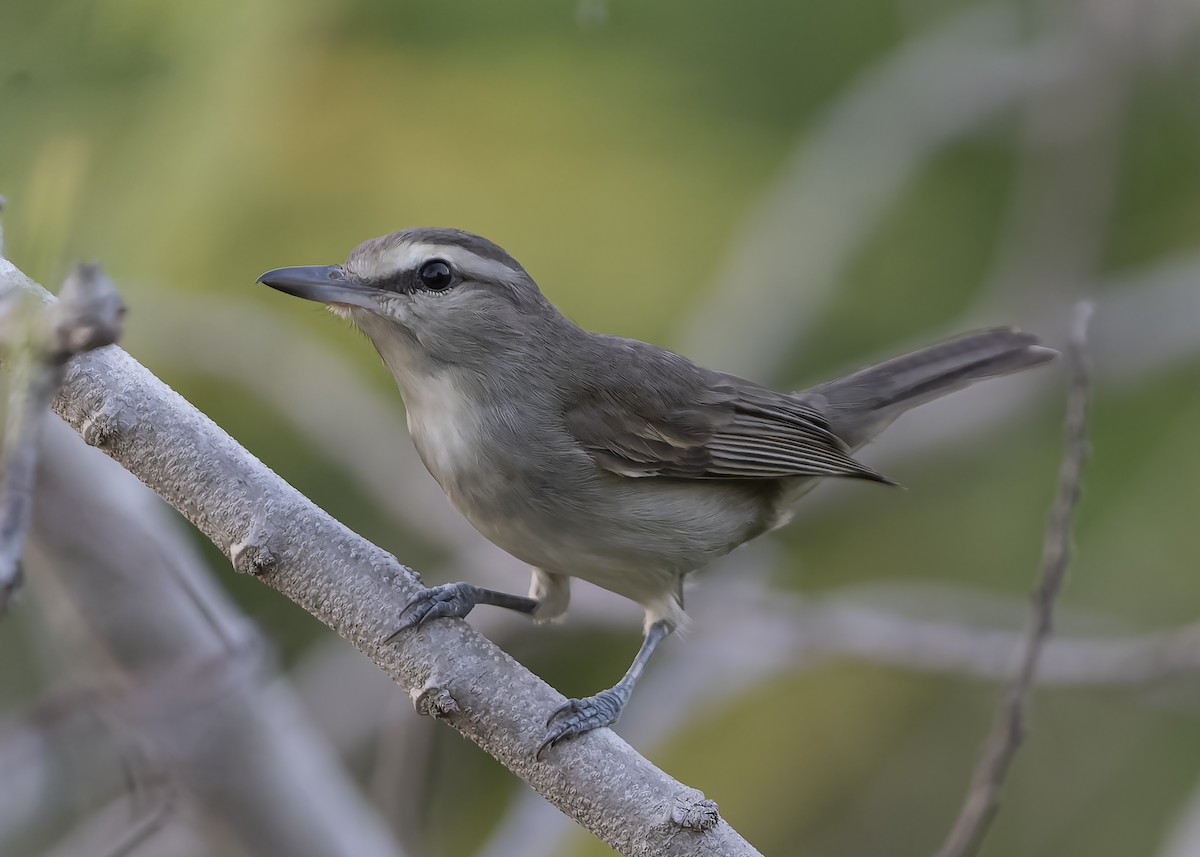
<box><xmin>0</xmin><ymin>264</ymin><xmax>124</xmax><ymax>608</ymax></box>
<box><xmin>934</xmin><ymin>300</ymin><xmax>1094</xmax><ymax>857</ymax></box>
<box><xmin>90</xmin><ymin>705</ymin><xmax>175</xmax><ymax>857</ymax></box>
<box><xmin>95</xmin><ymin>796</ymin><xmax>173</xmax><ymax>857</ymax></box>
<box><xmin>37</xmin><ymin>794</ymin><xmax>201</xmax><ymax>857</ymax></box>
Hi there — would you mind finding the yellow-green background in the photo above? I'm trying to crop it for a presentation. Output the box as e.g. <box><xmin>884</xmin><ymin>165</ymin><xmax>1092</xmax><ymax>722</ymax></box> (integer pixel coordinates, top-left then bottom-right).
<box><xmin>2</xmin><ymin>0</ymin><xmax>1199</xmax><ymax>855</ymax></box>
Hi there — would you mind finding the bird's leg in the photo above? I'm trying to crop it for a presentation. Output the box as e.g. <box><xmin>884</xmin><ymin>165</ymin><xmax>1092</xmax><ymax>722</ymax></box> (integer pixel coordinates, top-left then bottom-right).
<box><xmin>528</xmin><ymin>568</ymin><xmax>570</xmax><ymax>622</ymax></box>
<box><xmin>538</xmin><ymin>619</ymin><xmax>672</xmax><ymax>758</ymax></box>
<box><xmin>383</xmin><ymin>583</ymin><xmax>539</xmax><ymax>643</ymax></box>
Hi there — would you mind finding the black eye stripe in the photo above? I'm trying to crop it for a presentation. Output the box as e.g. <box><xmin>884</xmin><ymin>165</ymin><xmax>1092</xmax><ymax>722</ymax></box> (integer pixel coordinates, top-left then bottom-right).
<box><xmin>371</xmin><ymin>272</ymin><xmax>409</xmax><ymax>293</ymax></box>
<box><xmin>366</xmin><ymin>262</ymin><xmax>452</xmax><ymax>294</ymax></box>
<box><xmin>361</xmin><ymin>256</ymin><xmax>465</xmax><ymax>294</ymax></box>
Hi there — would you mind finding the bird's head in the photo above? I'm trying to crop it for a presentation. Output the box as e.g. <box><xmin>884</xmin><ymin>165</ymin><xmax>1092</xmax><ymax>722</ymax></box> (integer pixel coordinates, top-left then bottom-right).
<box><xmin>258</xmin><ymin>228</ymin><xmax>567</xmax><ymax>382</ymax></box>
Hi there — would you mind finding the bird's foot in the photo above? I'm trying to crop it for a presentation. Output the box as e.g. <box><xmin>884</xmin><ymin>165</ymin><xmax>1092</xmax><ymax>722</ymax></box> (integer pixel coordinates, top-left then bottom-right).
<box><xmin>537</xmin><ymin>687</ymin><xmax>629</xmax><ymax>759</ymax></box>
<box><xmin>383</xmin><ymin>583</ymin><xmax>480</xmax><ymax>642</ymax></box>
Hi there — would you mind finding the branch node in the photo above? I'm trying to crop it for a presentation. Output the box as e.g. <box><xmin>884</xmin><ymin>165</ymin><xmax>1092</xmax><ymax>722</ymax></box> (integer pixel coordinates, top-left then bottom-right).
<box><xmin>49</xmin><ymin>263</ymin><xmax>125</xmax><ymax>362</ymax></box>
<box><xmin>669</xmin><ymin>789</ymin><xmax>720</xmax><ymax>831</ymax></box>
<box><xmin>411</xmin><ymin>682</ymin><xmax>460</xmax><ymax>718</ymax></box>
<box><xmin>79</xmin><ymin>406</ymin><xmax>121</xmax><ymax>448</ymax></box>
<box><xmin>229</xmin><ymin>539</ymin><xmax>275</xmax><ymax>575</ymax></box>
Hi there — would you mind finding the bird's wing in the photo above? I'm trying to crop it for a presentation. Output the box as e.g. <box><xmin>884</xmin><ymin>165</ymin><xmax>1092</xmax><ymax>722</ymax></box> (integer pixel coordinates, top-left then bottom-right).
<box><xmin>564</xmin><ymin>377</ymin><xmax>891</xmax><ymax>483</ymax></box>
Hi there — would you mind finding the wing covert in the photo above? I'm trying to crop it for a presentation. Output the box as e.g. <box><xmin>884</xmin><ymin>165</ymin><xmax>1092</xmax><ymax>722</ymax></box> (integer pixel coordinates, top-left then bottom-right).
<box><xmin>564</xmin><ymin>381</ymin><xmax>891</xmax><ymax>483</ymax></box>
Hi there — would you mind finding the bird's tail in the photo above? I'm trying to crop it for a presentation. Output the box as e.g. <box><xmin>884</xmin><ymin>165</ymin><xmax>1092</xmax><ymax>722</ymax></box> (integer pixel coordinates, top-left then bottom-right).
<box><xmin>808</xmin><ymin>327</ymin><xmax>1057</xmax><ymax>448</ymax></box>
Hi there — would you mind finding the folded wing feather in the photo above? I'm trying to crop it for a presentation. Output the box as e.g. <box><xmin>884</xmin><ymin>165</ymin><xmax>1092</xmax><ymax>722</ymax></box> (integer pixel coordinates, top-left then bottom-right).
<box><xmin>564</xmin><ymin>380</ymin><xmax>891</xmax><ymax>483</ymax></box>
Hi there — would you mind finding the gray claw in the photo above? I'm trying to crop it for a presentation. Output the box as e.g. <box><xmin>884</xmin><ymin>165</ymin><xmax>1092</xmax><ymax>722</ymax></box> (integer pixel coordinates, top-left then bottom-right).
<box><xmin>536</xmin><ymin>689</ymin><xmax>627</xmax><ymax>759</ymax></box>
<box><xmin>383</xmin><ymin>583</ymin><xmax>479</xmax><ymax>643</ymax></box>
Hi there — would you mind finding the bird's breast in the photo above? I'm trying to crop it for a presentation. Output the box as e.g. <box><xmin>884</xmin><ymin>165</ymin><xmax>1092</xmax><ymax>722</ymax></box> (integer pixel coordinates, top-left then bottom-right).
<box><xmin>403</xmin><ymin>379</ymin><xmax>484</xmax><ymax>490</ymax></box>
<box><xmin>400</xmin><ymin>377</ymin><xmax>778</xmax><ymax>598</ymax></box>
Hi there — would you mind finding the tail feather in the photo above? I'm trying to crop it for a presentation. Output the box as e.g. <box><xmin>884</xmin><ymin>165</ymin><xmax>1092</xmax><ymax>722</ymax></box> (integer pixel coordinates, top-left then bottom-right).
<box><xmin>808</xmin><ymin>328</ymin><xmax>1057</xmax><ymax>448</ymax></box>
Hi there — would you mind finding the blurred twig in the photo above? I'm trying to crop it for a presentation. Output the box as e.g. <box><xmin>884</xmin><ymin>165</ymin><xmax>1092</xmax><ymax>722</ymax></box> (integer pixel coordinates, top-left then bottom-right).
<box><xmin>92</xmin><ymin>798</ymin><xmax>171</xmax><ymax>857</ymax></box>
<box><xmin>1159</xmin><ymin>779</ymin><xmax>1200</xmax><ymax>857</ymax></box>
<box><xmin>934</xmin><ymin>301</ymin><xmax>1093</xmax><ymax>857</ymax></box>
<box><xmin>37</xmin><ymin>794</ymin><xmax>203</xmax><ymax>857</ymax></box>
<box><xmin>15</xmin><ymin>416</ymin><xmax>411</xmax><ymax>857</ymax></box>
<box><xmin>0</xmin><ymin>264</ymin><xmax>124</xmax><ymax>609</ymax></box>
<box><xmin>679</xmin><ymin>2</ymin><xmax>1068</xmax><ymax>379</ymax></box>
<box><xmin>980</xmin><ymin>0</ymin><xmax>1137</xmax><ymax>318</ymax></box>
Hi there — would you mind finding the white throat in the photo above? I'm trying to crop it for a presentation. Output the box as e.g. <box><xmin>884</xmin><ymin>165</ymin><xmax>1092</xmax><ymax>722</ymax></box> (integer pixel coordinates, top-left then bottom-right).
<box><xmin>401</xmin><ymin>371</ymin><xmax>483</xmax><ymax>490</ymax></box>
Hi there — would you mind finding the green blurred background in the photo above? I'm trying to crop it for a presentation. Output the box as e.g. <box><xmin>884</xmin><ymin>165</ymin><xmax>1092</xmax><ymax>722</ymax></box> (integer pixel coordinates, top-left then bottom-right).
<box><xmin>3</xmin><ymin>0</ymin><xmax>1200</xmax><ymax>855</ymax></box>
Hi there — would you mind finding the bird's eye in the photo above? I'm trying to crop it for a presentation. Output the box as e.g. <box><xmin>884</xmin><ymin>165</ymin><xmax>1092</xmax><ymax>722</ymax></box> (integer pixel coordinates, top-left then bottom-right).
<box><xmin>418</xmin><ymin>260</ymin><xmax>454</xmax><ymax>291</ymax></box>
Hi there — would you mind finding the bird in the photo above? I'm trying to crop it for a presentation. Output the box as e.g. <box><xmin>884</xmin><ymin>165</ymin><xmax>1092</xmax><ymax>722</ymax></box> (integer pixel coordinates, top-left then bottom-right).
<box><xmin>258</xmin><ymin>228</ymin><xmax>1056</xmax><ymax>757</ymax></box>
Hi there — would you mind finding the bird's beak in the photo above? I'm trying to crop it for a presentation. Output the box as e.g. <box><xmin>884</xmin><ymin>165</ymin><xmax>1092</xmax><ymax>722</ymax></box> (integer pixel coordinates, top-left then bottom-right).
<box><xmin>256</xmin><ymin>265</ymin><xmax>383</xmax><ymax>311</ymax></box>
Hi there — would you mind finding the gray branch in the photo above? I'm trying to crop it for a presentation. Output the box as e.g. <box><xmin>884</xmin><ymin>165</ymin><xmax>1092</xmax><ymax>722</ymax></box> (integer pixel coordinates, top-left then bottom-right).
<box><xmin>0</xmin><ymin>260</ymin><xmax>762</xmax><ymax>855</ymax></box>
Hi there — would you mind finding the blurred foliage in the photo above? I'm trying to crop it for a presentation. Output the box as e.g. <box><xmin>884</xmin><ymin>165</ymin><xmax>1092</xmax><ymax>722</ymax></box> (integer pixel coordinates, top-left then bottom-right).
<box><xmin>2</xmin><ymin>0</ymin><xmax>1200</xmax><ymax>855</ymax></box>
